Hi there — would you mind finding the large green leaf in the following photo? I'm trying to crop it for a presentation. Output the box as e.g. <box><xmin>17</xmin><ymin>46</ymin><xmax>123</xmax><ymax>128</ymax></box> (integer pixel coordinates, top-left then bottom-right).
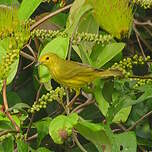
<box><xmin>18</xmin><ymin>0</ymin><xmax>43</xmax><ymax>21</ymax></box>
<box><xmin>91</xmin><ymin>42</ymin><xmax>125</xmax><ymax>68</ymax></box>
<box><xmin>66</xmin><ymin>0</ymin><xmax>93</xmax><ymax>36</ymax></box>
<box><xmin>49</xmin><ymin>113</ymin><xmax>78</xmax><ymax>144</ymax></box>
<box><xmin>94</xmin><ymin>80</ymin><xmax>132</xmax><ymax>123</ymax></box>
<box><xmin>34</xmin><ymin>117</ymin><xmax>52</xmax><ymax>146</ymax></box>
<box><xmin>17</xmin><ymin>140</ymin><xmax>29</xmax><ymax>152</ymax></box>
<box><xmin>38</xmin><ymin>37</ymin><xmax>69</xmax><ymax>83</ymax></box>
<box><xmin>0</xmin><ymin>91</ymin><xmax>21</xmax><ymax>106</ymax></box>
<box><xmin>74</xmin><ymin>120</ymin><xmax>112</xmax><ymax>152</ymax></box>
<box><xmin>114</xmin><ymin>132</ymin><xmax>137</xmax><ymax>152</ymax></box>
<box><xmin>1</xmin><ymin>136</ymin><xmax>14</xmax><ymax>152</ymax></box>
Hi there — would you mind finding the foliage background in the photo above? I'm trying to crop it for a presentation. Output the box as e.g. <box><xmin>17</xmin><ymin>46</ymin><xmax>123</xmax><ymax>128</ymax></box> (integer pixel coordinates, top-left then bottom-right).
<box><xmin>0</xmin><ymin>0</ymin><xmax>152</xmax><ymax>152</ymax></box>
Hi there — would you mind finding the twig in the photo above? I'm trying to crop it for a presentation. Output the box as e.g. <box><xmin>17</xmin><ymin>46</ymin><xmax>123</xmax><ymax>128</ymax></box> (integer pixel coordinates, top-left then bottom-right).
<box><xmin>72</xmin><ymin>132</ymin><xmax>87</xmax><ymax>152</ymax></box>
<box><xmin>66</xmin><ymin>89</ymin><xmax>70</xmax><ymax>114</ymax></box>
<box><xmin>129</xmin><ymin>75</ymin><xmax>152</xmax><ymax>79</ymax></box>
<box><xmin>133</xmin><ymin>24</ymin><xmax>146</xmax><ymax>59</ymax></box>
<box><xmin>0</xmin><ymin>130</ymin><xmax>17</xmax><ymax>137</ymax></box>
<box><xmin>30</xmin><ymin>4</ymin><xmax>73</xmax><ymax>31</ymax></box>
<box><xmin>26</xmin><ymin>133</ymin><xmax>38</xmax><ymax>142</ymax></box>
<box><xmin>134</xmin><ymin>19</ymin><xmax>152</xmax><ymax>27</ymax></box>
<box><xmin>20</xmin><ymin>51</ymin><xmax>35</xmax><ymax>61</ymax></box>
<box><xmin>126</xmin><ymin>110</ymin><xmax>152</xmax><ymax>131</ymax></box>
<box><xmin>26</xmin><ymin>83</ymin><xmax>43</xmax><ymax>138</ymax></box>
<box><xmin>2</xmin><ymin>80</ymin><xmax>20</xmax><ymax>132</ymax></box>
<box><xmin>67</xmin><ymin>94</ymin><xmax>78</xmax><ymax>109</ymax></box>
<box><xmin>23</xmin><ymin>60</ymin><xmax>35</xmax><ymax>70</ymax></box>
<box><xmin>26</xmin><ymin>44</ymin><xmax>37</xmax><ymax>59</ymax></box>
<box><xmin>133</xmin><ymin>24</ymin><xmax>152</xmax><ymax>53</ymax></box>
<box><xmin>72</xmin><ymin>99</ymin><xmax>95</xmax><ymax>113</ymax></box>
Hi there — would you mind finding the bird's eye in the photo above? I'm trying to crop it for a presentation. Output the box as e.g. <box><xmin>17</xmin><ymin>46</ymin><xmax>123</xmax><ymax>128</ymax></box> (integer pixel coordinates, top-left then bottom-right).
<box><xmin>45</xmin><ymin>56</ymin><xmax>49</xmax><ymax>60</ymax></box>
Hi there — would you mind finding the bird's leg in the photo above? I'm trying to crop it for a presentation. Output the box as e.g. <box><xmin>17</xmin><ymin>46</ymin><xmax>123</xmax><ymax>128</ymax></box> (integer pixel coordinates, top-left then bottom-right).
<box><xmin>66</xmin><ymin>89</ymin><xmax>80</xmax><ymax>109</ymax></box>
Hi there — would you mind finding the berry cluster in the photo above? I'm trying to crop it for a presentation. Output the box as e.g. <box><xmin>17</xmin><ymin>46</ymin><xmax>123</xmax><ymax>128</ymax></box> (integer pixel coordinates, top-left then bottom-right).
<box><xmin>30</xmin><ymin>87</ymin><xmax>66</xmax><ymax>113</ymax></box>
<box><xmin>112</xmin><ymin>55</ymin><xmax>152</xmax><ymax>87</ymax></box>
<box><xmin>0</xmin><ymin>49</ymin><xmax>19</xmax><ymax>80</ymax></box>
<box><xmin>133</xmin><ymin>0</ymin><xmax>152</xmax><ymax>8</ymax></box>
<box><xmin>31</xmin><ymin>29</ymin><xmax>113</xmax><ymax>45</ymax></box>
<box><xmin>0</xmin><ymin>7</ymin><xmax>30</xmax><ymax>82</ymax></box>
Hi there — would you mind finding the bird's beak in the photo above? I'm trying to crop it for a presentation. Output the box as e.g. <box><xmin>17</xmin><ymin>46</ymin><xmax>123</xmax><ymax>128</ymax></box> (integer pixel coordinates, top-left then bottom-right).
<box><xmin>35</xmin><ymin>62</ymin><xmax>41</xmax><ymax>67</ymax></box>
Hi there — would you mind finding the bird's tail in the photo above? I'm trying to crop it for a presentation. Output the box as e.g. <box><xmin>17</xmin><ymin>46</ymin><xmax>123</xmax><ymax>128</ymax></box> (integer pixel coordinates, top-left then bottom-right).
<box><xmin>96</xmin><ymin>69</ymin><xmax>123</xmax><ymax>78</ymax></box>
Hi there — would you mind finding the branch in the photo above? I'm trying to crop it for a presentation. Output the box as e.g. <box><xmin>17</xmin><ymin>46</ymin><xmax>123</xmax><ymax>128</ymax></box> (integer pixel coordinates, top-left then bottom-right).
<box><xmin>126</xmin><ymin>110</ymin><xmax>152</xmax><ymax>131</ymax></box>
<box><xmin>129</xmin><ymin>75</ymin><xmax>152</xmax><ymax>79</ymax></box>
<box><xmin>30</xmin><ymin>4</ymin><xmax>73</xmax><ymax>31</ymax></box>
<box><xmin>26</xmin><ymin>83</ymin><xmax>43</xmax><ymax>139</ymax></box>
<box><xmin>2</xmin><ymin>80</ymin><xmax>20</xmax><ymax>132</ymax></box>
<box><xmin>20</xmin><ymin>51</ymin><xmax>35</xmax><ymax>62</ymax></box>
<box><xmin>72</xmin><ymin>99</ymin><xmax>95</xmax><ymax>113</ymax></box>
<box><xmin>0</xmin><ymin>130</ymin><xmax>17</xmax><ymax>137</ymax></box>
<box><xmin>134</xmin><ymin>19</ymin><xmax>152</xmax><ymax>26</ymax></box>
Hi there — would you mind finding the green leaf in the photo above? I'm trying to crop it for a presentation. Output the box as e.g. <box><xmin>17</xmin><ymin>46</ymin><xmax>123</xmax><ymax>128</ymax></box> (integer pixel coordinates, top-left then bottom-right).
<box><xmin>0</xmin><ymin>91</ymin><xmax>21</xmax><ymax>106</ymax></box>
<box><xmin>114</xmin><ymin>132</ymin><xmax>137</xmax><ymax>152</ymax></box>
<box><xmin>91</xmin><ymin>42</ymin><xmax>125</xmax><ymax>68</ymax></box>
<box><xmin>50</xmin><ymin>13</ymin><xmax>68</xmax><ymax>28</ymax></box>
<box><xmin>93</xmin><ymin>79</ymin><xmax>109</xmax><ymax>116</ymax></box>
<box><xmin>9</xmin><ymin>103</ymin><xmax>30</xmax><ymax>112</ymax></box>
<box><xmin>49</xmin><ymin>113</ymin><xmax>78</xmax><ymax>144</ymax></box>
<box><xmin>38</xmin><ymin>36</ymin><xmax>69</xmax><ymax>83</ymax></box>
<box><xmin>66</xmin><ymin>0</ymin><xmax>93</xmax><ymax>36</ymax></box>
<box><xmin>17</xmin><ymin>140</ymin><xmax>29</xmax><ymax>152</ymax></box>
<box><xmin>36</xmin><ymin>147</ymin><xmax>53</xmax><ymax>152</ymax></box>
<box><xmin>74</xmin><ymin>120</ymin><xmax>112</xmax><ymax>152</ymax></box>
<box><xmin>112</xmin><ymin>106</ymin><xmax>132</xmax><ymax>123</ymax></box>
<box><xmin>0</xmin><ymin>120</ymin><xmax>12</xmax><ymax>131</ymax></box>
<box><xmin>72</xmin><ymin>12</ymin><xmax>99</xmax><ymax>64</ymax></box>
<box><xmin>18</xmin><ymin>0</ymin><xmax>43</xmax><ymax>21</ymax></box>
<box><xmin>123</xmin><ymin>85</ymin><xmax>152</xmax><ymax>107</ymax></box>
<box><xmin>1</xmin><ymin>136</ymin><xmax>14</xmax><ymax>152</ymax></box>
<box><xmin>34</xmin><ymin>117</ymin><xmax>52</xmax><ymax>146</ymax></box>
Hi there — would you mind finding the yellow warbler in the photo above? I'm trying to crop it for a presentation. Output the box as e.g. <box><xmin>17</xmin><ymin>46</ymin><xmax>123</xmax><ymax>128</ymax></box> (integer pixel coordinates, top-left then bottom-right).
<box><xmin>38</xmin><ymin>53</ymin><xmax>123</xmax><ymax>94</ymax></box>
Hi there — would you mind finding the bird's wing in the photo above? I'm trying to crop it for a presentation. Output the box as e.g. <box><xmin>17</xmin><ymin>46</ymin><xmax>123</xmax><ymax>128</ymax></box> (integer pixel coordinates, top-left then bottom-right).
<box><xmin>58</xmin><ymin>60</ymin><xmax>98</xmax><ymax>80</ymax></box>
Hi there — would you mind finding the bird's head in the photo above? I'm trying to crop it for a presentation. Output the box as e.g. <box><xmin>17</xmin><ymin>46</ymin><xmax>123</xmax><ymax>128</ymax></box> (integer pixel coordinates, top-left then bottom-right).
<box><xmin>35</xmin><ymin>53</ymin><xmax>57</xmax><ymax>67</ymax></box>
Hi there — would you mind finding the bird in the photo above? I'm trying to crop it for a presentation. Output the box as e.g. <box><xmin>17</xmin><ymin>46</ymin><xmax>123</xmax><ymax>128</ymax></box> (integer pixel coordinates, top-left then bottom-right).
<box><xmin>37</xmin><ymin>53</ymin><xmax>123</xmax><ymax>95</ymax></box>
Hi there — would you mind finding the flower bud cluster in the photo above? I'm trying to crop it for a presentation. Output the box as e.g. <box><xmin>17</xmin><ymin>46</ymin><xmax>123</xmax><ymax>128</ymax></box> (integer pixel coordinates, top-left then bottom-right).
<box><xmin>30</xmin><ymin>87</ymin><xmax>66</xmax><ymax>113</ymax></box>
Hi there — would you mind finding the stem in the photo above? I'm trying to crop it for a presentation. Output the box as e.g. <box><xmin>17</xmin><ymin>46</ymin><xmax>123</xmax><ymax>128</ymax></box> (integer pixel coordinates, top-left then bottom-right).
<box><xmin>72</xmin><ymin>132</ymin><xmax>87</xmax><ymax>152</ymax></box>
<box><xmin>30</xmin><ymin>4</ymin><xmax>73</xmax><ymax>31</ymax></box>
<box><xmin>133</xmin><ymin>24</ymin><xmax>146</xmax><ymax>59</ymax></box>
<box><xmin>2</xmin><ymin>80</ymin><xmax>20</xmax><ymax>132</ymax></box>
<box><xmin>26</xmin><ymin>83</ymin><xmax>43</xmax><ymax>138</ymax></box>
<box><xmin>129</xmin><ymin>75</ymin><xmax>152</xmax><ymax>79</ymax></box>
<box><xmin>0</xmin><ymin>130</ymin><xmax>17</xmax><ymax>137</ymax></box>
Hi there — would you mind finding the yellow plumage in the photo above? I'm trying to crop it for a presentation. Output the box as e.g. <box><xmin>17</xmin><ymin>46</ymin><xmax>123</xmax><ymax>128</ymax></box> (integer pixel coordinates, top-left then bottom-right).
<box><xmin>39</xmin><ymin>53</ymin><xmax>123</xmax><ymax>94</ymax></box>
